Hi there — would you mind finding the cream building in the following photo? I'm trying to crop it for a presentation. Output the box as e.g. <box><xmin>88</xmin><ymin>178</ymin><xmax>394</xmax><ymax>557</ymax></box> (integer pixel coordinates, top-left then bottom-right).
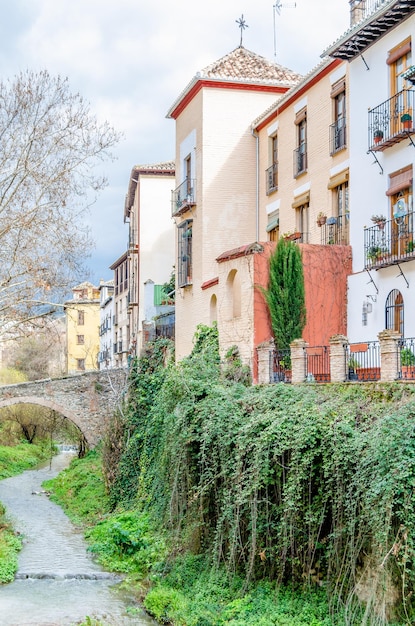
<box><xmin>166</xmin><ymin>46</ymin><xmax>302</xmax><ymax>362</ymax></box>
<box><xmin>64</xmin><ymin>282</ymin><xmax>100</xmax><ymax>374</ymax></box>
<box><xmin>255</xmin><ymin>57</ymin><xmax>349</xmax><ymax>247</ymax></box>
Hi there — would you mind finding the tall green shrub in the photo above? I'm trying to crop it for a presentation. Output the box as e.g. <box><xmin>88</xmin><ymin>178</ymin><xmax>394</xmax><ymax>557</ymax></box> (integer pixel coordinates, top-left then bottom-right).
<box><xmin>263</xmin><ymin>238</ymin><xmax>306</xmax><ymax>350</ymax></box>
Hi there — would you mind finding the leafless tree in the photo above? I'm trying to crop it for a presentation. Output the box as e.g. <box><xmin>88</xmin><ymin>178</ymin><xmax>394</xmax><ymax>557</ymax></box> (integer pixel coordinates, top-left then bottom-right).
<box><xmin>0</xmin><ymin>69</ymin><xmax>121</xmax><ymax>339</ymax></box>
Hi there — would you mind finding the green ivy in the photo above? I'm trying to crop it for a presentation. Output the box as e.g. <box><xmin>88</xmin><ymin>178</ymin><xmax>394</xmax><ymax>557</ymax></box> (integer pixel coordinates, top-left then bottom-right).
<box><xmin>104</xmin><ymin>331</ymin><xmax>415</xmax><ymax>624</ymax></box>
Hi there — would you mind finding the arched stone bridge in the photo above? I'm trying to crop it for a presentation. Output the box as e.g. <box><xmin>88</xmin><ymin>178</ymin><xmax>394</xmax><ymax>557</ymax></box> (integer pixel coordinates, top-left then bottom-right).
<box><xmin>0</xmin><ymin>369</ymin><xmax>129</xmax><ymax>447</ymax></box>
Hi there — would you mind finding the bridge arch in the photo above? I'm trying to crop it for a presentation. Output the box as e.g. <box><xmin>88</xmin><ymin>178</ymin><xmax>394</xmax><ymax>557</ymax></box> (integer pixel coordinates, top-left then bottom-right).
<box><xmin>0</xmin><ymin>396</ymin><xmax>84</xmax><ymax>433</ymax></box>
<box><xmin>0</xmin><ymin>369</ymin><xmax>128</xmax><ymax>447</ymax></box>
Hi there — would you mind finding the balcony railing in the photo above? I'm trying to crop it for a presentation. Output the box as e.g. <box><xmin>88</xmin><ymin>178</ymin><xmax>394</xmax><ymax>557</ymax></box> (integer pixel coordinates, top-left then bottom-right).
<box><xmin>320</xmin><ymin>215</ymin><xmax>349</xmax><ymax>245</ymax></box>
<box><xmin>266</xmin><ymin>163</ymin><xmax>278</xmax><ymax>194</ymax></box>
<box><xmin>329</xmin><ymin>118</ymin><xmax>347</xmax><ymax>155</ymax></box>
<box><xmin>293</xmin><ymin>144</ymin><xmax>307</xmax><ymax>177</ymax></box>
<box><xmin>364</xmin><ymin>212</ymin><xmax>415</xmax><ymax>270</ymax></box>
<box><xmin>368</xmin><ymin>89</ymin><xmax>415</xmax><ymax>151</ymax></box>
<box><xmin>171</xmin><ymin>178</ymin><xmax>196</xmax><ymax>217</ymax></box>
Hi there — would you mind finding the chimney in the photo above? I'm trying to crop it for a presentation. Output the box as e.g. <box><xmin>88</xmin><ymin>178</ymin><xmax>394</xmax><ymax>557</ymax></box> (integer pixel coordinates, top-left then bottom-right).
<box><xmin>349</xmin><ymin>0</ymin><xmax>366</xmax><ymax>26</ymax></box>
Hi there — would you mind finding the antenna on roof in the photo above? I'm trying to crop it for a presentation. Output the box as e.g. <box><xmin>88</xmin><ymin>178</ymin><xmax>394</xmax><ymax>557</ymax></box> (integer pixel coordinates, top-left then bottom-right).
<box><xmin>236</xmin><ymin>14</ymin><xmax>249</xmax><ymax>47</ymax></box>
<box><xmin>273</xmin><ymin>2</ymin><xmax>296</xmax><ymax>59</ymax></box>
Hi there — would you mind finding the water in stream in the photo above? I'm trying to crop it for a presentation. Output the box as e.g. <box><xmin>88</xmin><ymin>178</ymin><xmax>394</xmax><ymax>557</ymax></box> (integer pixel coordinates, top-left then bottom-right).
<box><xmin>0</xmin><ymin>451</ymin><xmax>156</xmax><ymax>626</ymax></box>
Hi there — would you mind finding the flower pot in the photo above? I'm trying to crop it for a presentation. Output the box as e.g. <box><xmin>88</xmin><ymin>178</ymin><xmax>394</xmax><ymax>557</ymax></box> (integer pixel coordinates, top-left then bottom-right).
<box><xmin>317</xmin><ymin>217</ymin><xmax>327</xmax><ymax>227</ymax></box>
<box><xmin>374</xmin><ymin>131</ymin><xmax>383</xmax><ymax>144</ymax></box>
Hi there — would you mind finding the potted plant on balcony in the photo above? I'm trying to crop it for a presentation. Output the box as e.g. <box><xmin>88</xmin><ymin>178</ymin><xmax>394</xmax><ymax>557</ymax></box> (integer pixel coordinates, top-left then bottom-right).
<box><xmin>367</xmin><ymin>245</ymin><xmax>383</xmax><ymax>262</ymax></box>
<box><xmin>316</xmin><ymin>211</ymin><xmax>327</xmax><ymax>227</ymax></box>
<box><xmin>371</xmin><ymin>214</ymin><xmax>387</xmax><ymax>229</ymax></box>
<box><xmin>374</xmin><ymin>129</ymin><xmax>384</xmax><ymax>144</ymax></box>
<box><xmin>401</xmin><ymin>112</ymin><xmax>412</xmax><ymax>129</ymax></box>
<box><xmin>283</xmin><ymin>231</ymin><xmax>302</xmax><ymax>241</ymax></box>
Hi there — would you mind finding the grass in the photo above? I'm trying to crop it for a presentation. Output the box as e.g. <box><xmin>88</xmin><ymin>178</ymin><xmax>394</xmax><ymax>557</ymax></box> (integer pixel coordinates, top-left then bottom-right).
<box><xmin>0</xmin><ymin>441</ymin><xmax>51</xmax><ymax>479</ymax></box>
<box><xmin>42</xmin><ymin>448</ymin><xmax>111</xmax><ymax>526</ymax></box>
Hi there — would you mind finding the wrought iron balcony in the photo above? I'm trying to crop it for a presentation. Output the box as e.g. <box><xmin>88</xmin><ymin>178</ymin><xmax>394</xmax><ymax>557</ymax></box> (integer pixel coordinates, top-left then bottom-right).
<box><xmin>266</xmin><ymin>163</ymin><xmax>278</xmax><ymax>194</ymax></box>
<box><xmin>171</xmin><ymin>178</ymin><xmax>196</xmax><ymax>217</ymax></box>
<box><xmin>364</xmin><ymin>211</ymin><xmax>415</xmax><ymax>270</ymax></box>
<box><xmin>320</xmin><ymin>215</ymin><xmax>349</xmax><ymax>245</ymax></box>
<box><xmin>368</xmin><ymin>89</ymin><xmax>415</xmax><ymax>151</ymax></box>
<box><xmin>329</xmin><ymin>118</ymin><xmax>347</xmax><ymax>155</ymax></box>
<box><xmin>293</xmin><ymin>144</ymin><xmax>307</xmax><ymax>177</ymax></box>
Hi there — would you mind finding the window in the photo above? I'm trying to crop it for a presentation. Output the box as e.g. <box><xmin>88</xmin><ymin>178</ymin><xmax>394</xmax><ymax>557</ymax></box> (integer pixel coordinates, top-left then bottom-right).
<box><xmin>266</xmin><ymin>211</ymin><xmax>279</xmax><ymax>242</ymax></box>
<box><xmin>77</xmin><ymin>358</ymin><xmax>85</xmax><ymax>371</ymax></box>
<box><xmin>294</xmin><ymin>109</ymin><xmax>307</xmax><ymax>177</ymax></box>
<box><xmin>77</xmin><ymin>335</ymin><xmax>85</xmax><ymax>345</ymax></box>
<box><xmin>387</xmin><ymin>166</ymin><xmax>413</xmax><ymax>257</ymax></box>
<box><xmin>296</xmin><ymin>203</ymin><xmax>309</xmax><ymax>243</ymax></box>
<box><xmin>330</xmin><ymin>80</ymin><xmax>346</xmax><ymax>154</ymax></box>
<box><xmin>385</xmin><ymin>289</ymin><xmax>404</xmax><ymax>336</ymax></box>
<box><xmin>334</xmin><ymin>181</ymin><xmax>349</xmax><ymax>244</ymax></box>
<box><xmin>185</xmin><ymin>155</ymin><xmax>192</xmax><ymax>197</ymax></box>
<box><xmin>77</xmin><ymin>310</ymin><xmax>85</xmax><ymax>325</ymax></box>
<box><xmin>266</xmin><ymin>135</ymin><xmax>278</xmax><ymax>194</ymax></box>
<box><xmin>177</xmin><ymin>220</ymin><xmax>193</xmax><ymax>287</ymax></box>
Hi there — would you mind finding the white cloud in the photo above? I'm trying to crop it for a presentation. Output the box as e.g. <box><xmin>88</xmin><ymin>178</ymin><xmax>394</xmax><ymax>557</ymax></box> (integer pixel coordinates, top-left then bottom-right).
<box><xmin>1</xmin><ymin>0</ymin><xmax>351</xmax><ymax>282</ymax></box>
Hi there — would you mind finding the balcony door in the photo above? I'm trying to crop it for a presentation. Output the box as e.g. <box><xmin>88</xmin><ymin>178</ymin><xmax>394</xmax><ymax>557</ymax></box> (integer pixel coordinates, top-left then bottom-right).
<box><xmin>387</xmin><ymin>166</ymin><xmax>413</xmax><ymax>258</ymax></box>
<box><xmin>388</xmin><ymin>38</ymin><xmax>412</xmax><ymax>134</ymax></box>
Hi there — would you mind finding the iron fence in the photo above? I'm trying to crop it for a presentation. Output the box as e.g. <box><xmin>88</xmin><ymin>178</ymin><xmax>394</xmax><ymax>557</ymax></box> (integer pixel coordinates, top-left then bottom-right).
<box><xmin>270</xmin><ymin>349</ymin><xmax>292</xmax><ymax>383</ymax></box>
<box><xmin>305</xmin><ymin>346</ymin><xmax>330</xmax><ymax>382</ymax></box>
<box><xmin>347</xmin><ymin>341</ymin><xmax>381</xmax><ymax>381</ymax></box>
<box><xmin>398</xmin><ymin>337</ymin><xmax>415</xmax><ymax>380</ymax></box>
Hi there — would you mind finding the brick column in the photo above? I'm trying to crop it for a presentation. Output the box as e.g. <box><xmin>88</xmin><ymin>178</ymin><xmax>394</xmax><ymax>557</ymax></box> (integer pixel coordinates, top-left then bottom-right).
<box><xmin>378</xmin><ymin>329</ymin><xmax>401</xmax><ymax>382</ymax></box>
<box><xmin>257</xmin><ymin>340</ymin><xmax>275</xmax><ymax>385</ymax></box>
<box><xmin>329</xmin><ymin>334</ymin><xmax>348</xmax><ymax>383</ymax></box>
<box><xmin>290</xmin><ymin>339</ymin><xmax>307</xmax><ymax>384</ymax></box>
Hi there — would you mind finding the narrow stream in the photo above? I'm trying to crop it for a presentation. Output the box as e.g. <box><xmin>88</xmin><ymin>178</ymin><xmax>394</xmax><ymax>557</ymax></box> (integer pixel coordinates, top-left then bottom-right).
<box><xmin>0</xmin><ymin>451</ymin><xmax>157</xmax><ymax>626</ymax></box>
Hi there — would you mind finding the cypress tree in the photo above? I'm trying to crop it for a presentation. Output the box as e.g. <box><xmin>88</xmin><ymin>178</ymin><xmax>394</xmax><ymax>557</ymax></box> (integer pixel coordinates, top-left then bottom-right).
<box><xmin>264</xmin><ymin>238</ymin><xmax>306</xmax><ymax>351</ymax></box>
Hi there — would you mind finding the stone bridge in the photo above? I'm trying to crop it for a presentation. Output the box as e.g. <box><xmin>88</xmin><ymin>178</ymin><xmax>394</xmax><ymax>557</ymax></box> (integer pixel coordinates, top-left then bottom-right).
<box><xmin>0</xmin><ymin>369</ymin><xmax>129</xmax><ymax>447</ymax></box>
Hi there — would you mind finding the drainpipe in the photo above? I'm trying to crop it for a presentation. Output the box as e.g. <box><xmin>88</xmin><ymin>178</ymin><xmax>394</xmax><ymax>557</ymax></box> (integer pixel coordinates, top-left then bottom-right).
<box><xmin>251</xmin><ymin>127</ymin><xmax>259</xmax><ymax>242</ymax></box>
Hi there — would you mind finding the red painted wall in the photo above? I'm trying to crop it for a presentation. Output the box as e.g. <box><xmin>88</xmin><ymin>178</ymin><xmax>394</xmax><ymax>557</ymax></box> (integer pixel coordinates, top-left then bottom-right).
<box><xmin>252</xmin><ymin>243</ymin><xmax>352</xmax><ymax>382</ymax></box>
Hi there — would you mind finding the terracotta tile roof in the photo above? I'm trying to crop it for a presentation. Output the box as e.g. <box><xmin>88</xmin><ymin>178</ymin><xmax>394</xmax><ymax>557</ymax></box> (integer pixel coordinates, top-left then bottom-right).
<box><xmin>167</xmin><ymin>46</ymin><xmax>302</xmax><ymax>118</ymax></box>
<box><xmin>198</xmin><ymin>46</ymin><xmax>302</xmax><ymax>86</ymax></box>
<box><xmin>133</xmin><ymin>161</ymin><xmax>175</xmax><ymax>173</ymax></box>
<box><xmin>252</xmin><ymin>57</ymin><xmax>338</xmax><ymax>129</ymax></box>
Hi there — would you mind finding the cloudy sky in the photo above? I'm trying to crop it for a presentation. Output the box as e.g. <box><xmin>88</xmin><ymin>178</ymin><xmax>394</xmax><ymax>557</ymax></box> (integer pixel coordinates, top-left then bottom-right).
<box><xmin>0</xmin><ymin>0</ymin><xmax>351</xmax><ymax>284</ymax></box>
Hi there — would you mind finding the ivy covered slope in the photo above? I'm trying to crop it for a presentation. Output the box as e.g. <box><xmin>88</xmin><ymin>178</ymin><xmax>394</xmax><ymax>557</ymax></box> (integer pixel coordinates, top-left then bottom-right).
<box><xmin>101</xmin><ymin>328</ymin><xmax>415</xmax><ymax>625</ymax></box>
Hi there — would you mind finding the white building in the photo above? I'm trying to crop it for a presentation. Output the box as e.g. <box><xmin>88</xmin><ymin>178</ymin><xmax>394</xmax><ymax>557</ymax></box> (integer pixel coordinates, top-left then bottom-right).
<box><xmin>124</xmin><ymin>162</ymin><xmax>175</xmax><ymax>355</ymax></box>
<box><xmin>98</xmin><ymin>279</ymin><xmax>115</xmax><ymax>369</ymax></box>
<box><xmin>325</xmin><ymin>0</ymin><xmax>415</xmax><ymax>342</ymax></box>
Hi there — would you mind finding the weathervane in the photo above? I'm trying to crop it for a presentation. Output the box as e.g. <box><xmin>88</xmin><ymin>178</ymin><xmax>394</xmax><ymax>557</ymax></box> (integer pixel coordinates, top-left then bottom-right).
<box><xmin>273</xmin><ymin>1</ymin><xmax>296</xmax><ymax>59</ymax></box>
<box><xmin>236</xmin><ymin>14</ymin><xmax>248</xmax><ymax>47</ymax></box>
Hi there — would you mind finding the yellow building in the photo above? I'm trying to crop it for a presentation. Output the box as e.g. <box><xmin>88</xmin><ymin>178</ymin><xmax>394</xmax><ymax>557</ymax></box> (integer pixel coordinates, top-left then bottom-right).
<box><xmin>65</xmin><ymin>282</ymin><xmax>100</xmax><ymax>374</ymax></box>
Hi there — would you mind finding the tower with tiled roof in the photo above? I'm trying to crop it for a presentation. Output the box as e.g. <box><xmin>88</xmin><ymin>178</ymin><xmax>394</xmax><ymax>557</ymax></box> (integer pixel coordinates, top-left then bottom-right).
<box><xmin>167</xmin><ymin>45</ymin><xmax>302</xmax><ymax>363</ymax></box>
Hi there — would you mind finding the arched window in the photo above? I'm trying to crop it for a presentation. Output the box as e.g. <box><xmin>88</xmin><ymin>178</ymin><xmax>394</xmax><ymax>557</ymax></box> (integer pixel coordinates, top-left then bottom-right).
<box><xmin>210</xmin><ymin>294</ymin><xmax>217</xmax><ymax>324</ymax></box>
<box><xmin>226</xmin><ymin>270</ymin><xmax>241</xmax><ymax>319</ymax></box>
<box><xmin>385</xmin><ymin>289</ymin><xmax>404</xmax><ymax>335</ymax></box>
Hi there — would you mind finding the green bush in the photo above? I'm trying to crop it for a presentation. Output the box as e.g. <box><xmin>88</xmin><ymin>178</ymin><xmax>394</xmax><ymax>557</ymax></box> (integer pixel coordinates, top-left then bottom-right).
<box><xmin>86</xmin><ymin>511</ymin><xmax>166</xmax><ymax>575</ymax></box>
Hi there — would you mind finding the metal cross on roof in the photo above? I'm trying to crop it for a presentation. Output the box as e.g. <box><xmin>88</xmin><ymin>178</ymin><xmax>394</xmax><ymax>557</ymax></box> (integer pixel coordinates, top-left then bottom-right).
<box><xmin>236</xmin><ymin>14</ymin><xmax>248</xmax><ymax>47</ymax></box>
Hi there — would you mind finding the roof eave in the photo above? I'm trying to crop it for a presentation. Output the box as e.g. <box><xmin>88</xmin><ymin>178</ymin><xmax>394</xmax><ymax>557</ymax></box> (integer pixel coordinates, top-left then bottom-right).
<box><xmin>322</xmin><ymin>0</ymin><xmax>415</xmax><ymax>61</ymax></box>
